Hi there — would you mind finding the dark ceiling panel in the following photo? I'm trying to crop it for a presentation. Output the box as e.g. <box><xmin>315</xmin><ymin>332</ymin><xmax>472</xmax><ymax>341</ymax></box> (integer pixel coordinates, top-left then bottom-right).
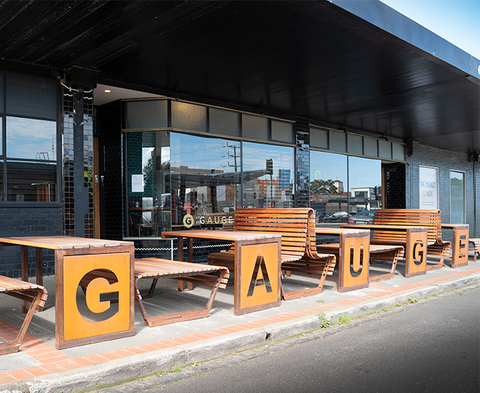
<box><xmin>0</xmin><ymin>0</ymin><xmax>477</xmax><ymax>154</ymax></box>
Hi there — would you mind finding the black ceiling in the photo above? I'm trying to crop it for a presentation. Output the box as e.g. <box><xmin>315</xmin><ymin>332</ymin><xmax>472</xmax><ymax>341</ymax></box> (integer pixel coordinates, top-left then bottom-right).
<box><xmin>0</xmin><ymin>0</ymin><xmax>478</xmax><ymax>155</ymax></box>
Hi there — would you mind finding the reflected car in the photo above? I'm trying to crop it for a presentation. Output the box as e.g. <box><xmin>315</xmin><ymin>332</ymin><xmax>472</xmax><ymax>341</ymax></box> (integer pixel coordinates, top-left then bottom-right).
<box><xmin>323</xmin><ymin>211</ymin><xmax>350</xmax><ymax>223</ymax></box>
<box><xmin>349</xmin><ymin>210</ymin><xmax>375</xmax><ymax>225</ymax></box>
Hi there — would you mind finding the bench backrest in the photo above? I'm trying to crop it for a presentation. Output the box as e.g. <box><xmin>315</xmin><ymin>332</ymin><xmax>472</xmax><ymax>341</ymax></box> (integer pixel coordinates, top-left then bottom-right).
<box><xmin>233</xmin><ymin>208</ymin><xmax>313</xmax><ymax>258</ymax></box>
<box><xmin>372</xmin><ymin>209</ymin><xmax>442</xmax><ymax>244</ymax></box>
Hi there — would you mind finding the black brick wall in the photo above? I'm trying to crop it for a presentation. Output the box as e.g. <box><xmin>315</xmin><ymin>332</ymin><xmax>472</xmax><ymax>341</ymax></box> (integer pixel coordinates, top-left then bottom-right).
<box><xmin>384</xmin><ymin>163</ymin><xmax>406</xmax><ymax>208</ymax></box>
<box><xmin>406</xmin><ymin>141</ymin><xmax>479</xmax><ymax>237</ymax></box>
<box><xmin>0</xmin><ymin>207</ymin><xmax>63</xmax><ymax>277</ymax></box>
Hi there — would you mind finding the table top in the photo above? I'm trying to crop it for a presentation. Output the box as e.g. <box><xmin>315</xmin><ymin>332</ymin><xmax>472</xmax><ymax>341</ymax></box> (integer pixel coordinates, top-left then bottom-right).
<box><xmin>0</xmin><ymin>236</ymin><xmax>134</xmax><ymax>250</ymax></box>
<box><xmin>161</xmin><ymin>229</ymin><xmax>281</xmax><ymax>242</ymax></box>
<box><xmin>341</xmin><ymin>224</ymin><xmax>429</xmax><ymax>231</ymax></box>
<box><xmin>315</xmin><ymin>227</ymin><xmax>370</xmax><ymax>235</ymax></box>
<box><xmin>440</xmin><ymin>223</ymin><xmax>469</xmax><ymax>229</ymax></box>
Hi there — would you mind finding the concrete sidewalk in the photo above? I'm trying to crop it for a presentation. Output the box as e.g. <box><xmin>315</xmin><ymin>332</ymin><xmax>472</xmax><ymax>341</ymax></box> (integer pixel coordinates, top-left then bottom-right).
<box><xmin>1</xmin><ymin>257</ymin><xmax>479</xmax><ymax>393</ymax></box>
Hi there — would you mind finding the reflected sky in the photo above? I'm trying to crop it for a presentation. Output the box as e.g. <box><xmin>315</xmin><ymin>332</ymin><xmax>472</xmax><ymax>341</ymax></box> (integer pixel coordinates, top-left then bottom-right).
<box><xmin>311</xmin><ymin>151</ymin><xmax>347</xmax><ymax>184</ymax></box>
<box><xmin>170</xmin><ymin>133</ymin><xmax>294</xmax><ymax>182</ymax></box>
<box><xmin>171</xmin><ymin>133</ymin><xmax>240</xmax><ymax>172</ymax></box>
<box><xmin>349</xmin><ymin>156</ymin><xmax>381</xmax><ymax>190</ymax></box>
<box><xmin>7</xmin><ymin>117</ymin><xmax>56</xmax><ymax>160</ymax></box>
<box><xmin>311</xmin><ymin>151</ymin><xmax>381</xmax><ymax>190</ymax></box>
<box><xmin>243</xmin><ymin>142</ymin><xmax>294</xmax><ymax>177</ymax></box>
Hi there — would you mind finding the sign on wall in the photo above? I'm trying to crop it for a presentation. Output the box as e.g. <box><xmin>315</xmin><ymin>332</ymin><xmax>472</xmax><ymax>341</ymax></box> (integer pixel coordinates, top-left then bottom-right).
<box><xmin>419</xmin><ymin>166</ymin><xmax>438</xmax><ymax>209</ymax></box>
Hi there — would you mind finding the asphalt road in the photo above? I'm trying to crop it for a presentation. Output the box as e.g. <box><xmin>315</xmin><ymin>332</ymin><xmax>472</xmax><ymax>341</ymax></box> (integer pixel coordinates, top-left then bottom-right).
<box><xmin>90</xmin><ymin>284</ymin><xmax>480</xmax><ymax>393</ymax></box>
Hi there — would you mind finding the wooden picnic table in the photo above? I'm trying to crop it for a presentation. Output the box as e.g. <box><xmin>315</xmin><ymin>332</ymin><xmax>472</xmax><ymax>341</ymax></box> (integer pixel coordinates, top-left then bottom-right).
<box><xmin>441</xmin><ymin>224</ymin><xmax>469</xmax><ymax>268</ymax></box>
<box><xmin>314</xmin><ymin>227</ymin><xmax>404</xmax><ymax>288</ymax></box>
<box><xmin>162</xmin><ymin>230</ymin><xmax>281</xmax><ymax>316</ymax></box>
<box><xmin>314</xmin><ymin>228</ymin><xmax>371</xmax><ymax>292</ymax></box>
<box><xmin>0</xmin><ymin>236</ymin><xmax>135</xmax><ymax>349</ymax></box>
<box><xmin>341</xmin><ymin>224</ymin><xmax>429</xmax><ymax>277</ymax></box>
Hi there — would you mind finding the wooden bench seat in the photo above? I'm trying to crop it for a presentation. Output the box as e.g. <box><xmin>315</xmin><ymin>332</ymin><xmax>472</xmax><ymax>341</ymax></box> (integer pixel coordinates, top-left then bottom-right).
<box><xmin>0</xmin><ymin>276</ymin><xmax>48</xmax><ymax>355</ymax></box>
<box><xmin>370</xmin><ymin>209</ymin><xmax>450</xmax><ymax>271</ymax></box>
<box><xmin>207</xmin><ymin>208</ymin><xmax>336</xmax><ymax>300</ymax></box>
<box><xmin>81</xmin><ymin>259</ymin><xmax>229</xmax><ymax>327</ymax></box>
<box><xmin>469</xmin><ymin>238</ymin><xmax>480</xmax><ymax>262</ymax></box>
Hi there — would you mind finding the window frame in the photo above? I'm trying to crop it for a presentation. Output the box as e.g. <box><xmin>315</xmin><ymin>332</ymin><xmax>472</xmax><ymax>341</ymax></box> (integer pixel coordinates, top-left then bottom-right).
<box><xmin>0</xmin><ymin>70</ymin><xmax>62</xmax><ymax>206</ymax></box>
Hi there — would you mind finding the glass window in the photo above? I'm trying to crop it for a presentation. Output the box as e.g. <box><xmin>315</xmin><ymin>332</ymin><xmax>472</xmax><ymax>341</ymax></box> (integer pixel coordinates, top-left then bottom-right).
<box><xmin>311</xmin><ymin>151</ymin><xmax>382</xmax><ymax>225</ymax></box>
<box><xmin>7</xmin><ymin>161</ymin><xmax>56</xmax><ymax>202</ymax></box>
<box><xmin>126</xmin><ymin>131</ymin><xmax>296</xmax><ymax>236</ymax></box>
<box><xmin>348</xmin><ymin>156</ymin><xmax>382</xmax><ymax>213</ymax></box>
<box><xmin>127</xmin><ymin>131</ymin><xmax>171</xmax><ymax>236</ymax></box>
<box><xmin>0</xmin><ymin>73</ymin><xmax>58</xmax><ymax>203</ymax></box>
<box><xmin>450</xmin><ymin>171</ymin><xmax>465</xmax><ymax>223</ymax></box>
<box><xmin>4</xmin><ymin>117</ymin><xmax>57</xmax><ymax>202</ymax></box>
<box><xmin>310</xmin><ymin>151</ymin><xmax>348</xmax><ymax>223</ymax></box>
<box><xmin>170</xmin><ymin>133</ymin><xmax>241</xmax><ymax>231</ymax></box>
<box><xmin>7</xmin><ymin>117</ymin><xmax>56</xmax><ymax>160</ymax></box>
<box><xmin>243</xmin><ymin>142</ymin><xmax>294</xmax><ymax>208</ymax></box>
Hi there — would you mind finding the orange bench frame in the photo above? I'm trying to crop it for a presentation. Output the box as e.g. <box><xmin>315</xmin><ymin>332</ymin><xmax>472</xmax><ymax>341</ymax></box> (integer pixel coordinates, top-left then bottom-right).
<box><xmin>0</xmin><ymin>276</ymin><xmax>47</xmax><ymax>355</ymax></box>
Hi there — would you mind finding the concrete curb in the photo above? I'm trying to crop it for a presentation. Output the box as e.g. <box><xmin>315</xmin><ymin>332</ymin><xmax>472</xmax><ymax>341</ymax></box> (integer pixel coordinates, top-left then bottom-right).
<box><xmin>4</xmin><ymin>272</ymin><xmax>479</xmax><ymax>393</ymax></box>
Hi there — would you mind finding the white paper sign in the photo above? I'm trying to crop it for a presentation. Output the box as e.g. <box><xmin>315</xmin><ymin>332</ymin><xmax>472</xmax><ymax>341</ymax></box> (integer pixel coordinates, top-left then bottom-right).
<box><xmin>132</xmin><ymin>174</ymin><xmax>144</xmax><ymax>193</ymax></box>
<box><xmin>419</xmin><ymin>166</ymin><xmax>438</xmax><ymax>209</ymax></box>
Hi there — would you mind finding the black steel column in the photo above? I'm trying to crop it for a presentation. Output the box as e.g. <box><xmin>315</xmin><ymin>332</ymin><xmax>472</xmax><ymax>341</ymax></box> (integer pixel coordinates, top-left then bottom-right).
<box><xmin>73</xmin><ymin>89</ymin><xmax>88</xmax><ymax>237</ymax></box>
<box><xmin>66</xmin><ymin>67</ymin><xmax>98</xmax><ymax>237</ymax></box>
<box><xmin>295</xmin><ymin>117</ymin><xmax>310</xmax><ymax>208</ymax></box>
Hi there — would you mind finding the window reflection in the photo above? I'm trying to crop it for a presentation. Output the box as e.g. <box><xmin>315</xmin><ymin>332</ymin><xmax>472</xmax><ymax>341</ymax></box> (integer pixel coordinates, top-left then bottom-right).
<box><xmin>7</xmin><ymin>161</ymin><xmax>56</xmax><ymax>202</ymax></box>
<box><xmin>310</xmin><ymin>151</ymin><xmax>348</xmax><ymax>223</ymax></box>
<box><xmin>170</xmin><ymin>133</ymin><xmax>241</xmax><ymax>229</ymax></box>
<box><xmin>126</xmin><ymin>132</ymin><xmax>296</xmax><ymax>236</ymax></box>
<box><xmin>3</xmin><ymin>117</ymin><xmax>57</xmax><ymax>202</ymax></box>
<box><xmin>7</xmin><ymin>117</ymin><xmax>56</xmax><ymax>160</ymax></box>
<box><xmin>311</xmin><ymin>151</ymin><xmax>382</xmax><ymax>225</ymax></box>
<box><xmin>450</xmin><ymin>171</ymin><xmax>465</xmax><ymax>223</ymax></box>
<box><xmin>242</xmin><ymin>142</ymin><xmax>294</xmax><ymax>208</ymax></box>
<box><xmin>348</xmin><ymin>156</ymin><xmax>382</xmax><ymax>212</ymax></box>
<box><xmin>127</xmin><ymin>131</ymin><xmax>171</xmax><ymax>237</ymax></box>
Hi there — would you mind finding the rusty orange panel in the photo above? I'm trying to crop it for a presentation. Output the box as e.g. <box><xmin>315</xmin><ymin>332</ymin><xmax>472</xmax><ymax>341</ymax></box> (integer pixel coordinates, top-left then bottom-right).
<box><xmin>239</xmin><ymin>243</ymin><xmax>279</xmax><ymax>310</ymax></box>
<box><xmin>339</xmin><ymin>235</ymin><xmax>369</xmax><ymax>292</ymax></box>
<box><xmin>405</xmin><ymin>230</ymin><xmax>427</xmax><ymax>277</ymax></box>
<box><xmin>63</xmin><ymin>253</ymin><xmax>131</xmax><ymax>342</ymax></box>
<box><xmin>451</xmin><ymin>226</ymin><xmax>469</xmax><ymax>268</ymax></box>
